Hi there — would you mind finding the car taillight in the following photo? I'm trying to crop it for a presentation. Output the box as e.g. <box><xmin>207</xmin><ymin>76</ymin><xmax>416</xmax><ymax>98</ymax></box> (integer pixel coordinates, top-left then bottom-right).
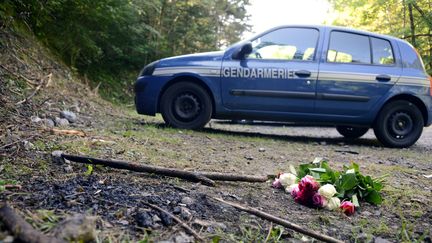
<box><xmin>429</xmin><ymin>76</ymin><xmax>432</xmax><ymax>96</ymax></box>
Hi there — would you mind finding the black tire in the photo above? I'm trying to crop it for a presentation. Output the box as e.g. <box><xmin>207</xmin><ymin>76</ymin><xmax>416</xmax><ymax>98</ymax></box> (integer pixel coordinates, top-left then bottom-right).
<box><xmin>373</xmin><ymin>100</ymin><xmax>423</xmax><ymax>148</ymax></box>
<box><xmin>336</xmin><ymin>126</ymin><xmax>369</xmax><ymax>139</ymax></box>
<box><xmin>160</xmin><ymin>82</ymin><xmax>212</xmax><ymax>129</ymax></box>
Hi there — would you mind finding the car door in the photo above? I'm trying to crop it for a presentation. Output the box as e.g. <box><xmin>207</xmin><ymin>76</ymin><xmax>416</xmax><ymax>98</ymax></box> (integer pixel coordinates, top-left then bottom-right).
<box><xmin>220</xmin><ymin>27</ymin><xmax>321</xmax><ymax>113</ymax></box>
<box><xmin>316</xmin><ymin>30</ymin><xmax>402</xmax><ymax>116</ymax></box>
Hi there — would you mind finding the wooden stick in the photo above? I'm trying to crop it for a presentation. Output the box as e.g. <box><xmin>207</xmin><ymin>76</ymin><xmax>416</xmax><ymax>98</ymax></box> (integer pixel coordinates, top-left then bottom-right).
<box><xmin>16</xmin><ymin>73</ymin><xmax>52</xmax><ymax>105</ymax></box>
<box><xmin>210</xmin><ymin>197</ymin><xmax>344</xmax><ymax>243</ymax></box>
<box><xmin>50</xmin><ymin>128</ymin><xmax>86</xmax><ymax>137</ymax></box>
<box><xmin>0</xmin><ymin>204</ymin><xmax>66</xmax><ymax>243</ymax></box>
<box><xmin>142</xmin><ymin>202</ymin><xmax>204</xmax><ymax>242</ymax></box>
<box><xmin>60</xmin><ymin>153</ymin><xmax>269</xmax><ymax>183</ymax></box>
<box><xmin>60</xmin><ymin>154</ymin><xmax>216</xmax><ymax>187</ymax></box>
<box><xmin>198</xmin><ymin>172</ymin><xmax>269</xmax><ymax>182</ymax></box>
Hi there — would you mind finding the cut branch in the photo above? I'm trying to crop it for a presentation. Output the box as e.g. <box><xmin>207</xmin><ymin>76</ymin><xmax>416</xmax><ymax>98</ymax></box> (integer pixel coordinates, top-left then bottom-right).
<box><xmin>142</xmin><ymin>202</ymin><xmax>204</xmax><ymax>242</ymax></box>
<box><xmin>0</xmin><ymin>204</ymin><xmax>66</xmax><ymax>243</ymax></box>
<box><xmin>210</xmin><ymin>197</ymin><xmax>344</xmax><ymax>243</ymax></box>
<box><xmin>60</xmin><ymin>153</ymin><xmax>216</xmax><ymax>186</ymax></box>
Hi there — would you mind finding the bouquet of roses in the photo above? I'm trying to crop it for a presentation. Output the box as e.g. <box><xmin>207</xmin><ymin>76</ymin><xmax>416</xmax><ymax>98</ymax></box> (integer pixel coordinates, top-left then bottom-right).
<box><xmin>272</xmin><ymin>158</ymin><xmax>385</xmax><ymax>216</ymax></box>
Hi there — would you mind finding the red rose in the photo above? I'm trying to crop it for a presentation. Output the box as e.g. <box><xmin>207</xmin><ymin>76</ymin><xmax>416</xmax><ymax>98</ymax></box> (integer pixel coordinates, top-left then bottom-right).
<box><xmin>340</xmin><ymin>201</ymin><xmax>355</xmax><ymax>216</ymax></box>
<box><xmin>298</xmin><ymin>175</ymin><xmax>320</xmax><ymax>192</ymax></box>
<box><xmin>312</xmin><ymin>193</ymin><xmax>327</xmax><ymax>208</ymax></box>
<box><xmin>294</xmin><ymin>187</ymin><xmax>316</xmax><ymax>207</ymax></box>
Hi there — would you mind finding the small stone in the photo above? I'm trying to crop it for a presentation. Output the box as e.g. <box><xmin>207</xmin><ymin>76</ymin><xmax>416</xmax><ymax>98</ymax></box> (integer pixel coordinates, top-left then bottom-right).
<box><xmin>374</xmin><ymin>237</ymin><xmax>392</xmax><ymax>243</ymax></box>
<box><xmin>181</xmin><ymin>197</ymin><xmax>194</xmax><ymax>206</ymax></box>
<box><xmin>31</xmin><ymin>116</ymin><xmax>42</xmax><ymax>123</ymax></box>
<box><xmin>173</xmin><ymin>231</ymin><xmax>194</xmax><ymax>243</ymax></box>
<box><xmin>245</xmin><ymin>155</ymin><xmax>254</xmax><ymax>160</ymax></box>
<box><xmin>118</xmin><ymin>220</ymin><xmax>129</xmax><ymax>225</ymax></box>
<box><xmin>320</xmin><ymin>141</ymin><xmax>327</xmax><ymax>145</ymax></box>
<box><xmin>60</xmin><ymin>110</ymin><xmax>77</xmax><ymax>123</ymax></box>
<box><xmin>2</xmin><ymin>236</ymin><xmax>14</xmax><ymax>243</ymax></box>
<box><xmin>42</xmin><ymin>118</ymin><xmax>55</xmax><ymax>127</ymax></box>
<box><xmin>180</xmin><ymin>207</ymin><xmax>192</xmax><ymax>220</ymax></box>
<box><xmin>356</xmin><ymin>233</ymin><xmax>374</xmax><ymax>243</ymax></box>
<box><xmin>64</xmin><ymin>165</ymin><xmax>73</xmax><ymax>173</ymax></box>
<box><xmin>51</xmin><ymin>150</ymin><xmax>65</xmax><ymax>164</ymax></box>
<box><xmin>55</xmin><ymin>117</ymin><xmax>69</xmax><ymax>127</ymax></box>
<box><xmin>258</xmin><ymin>147</ymin><xmax>266</xmax><ymax>152</ymax></box>
<box><xmin>173</xmin><ymin>206</ymin><xmax>181</xmax><ymax>214</ymax></box>
<box><xmin>23</xmin><ymin>140</ymin><xmax>34</xmax><ymax>150</ymax></box>
<box><xmin>152</xmin><ymin>214</ymin><xmax>161</xmax><ymax>223</ymax></box>
<box><xmin>52</xmin><ymin>214</ymin><xmax>97</xmax><ymax>242</ymax></box>
<box><xmin>134</xmin><ymin>211</ymin><xmax>153</xmax><ymax>228</ymax></box>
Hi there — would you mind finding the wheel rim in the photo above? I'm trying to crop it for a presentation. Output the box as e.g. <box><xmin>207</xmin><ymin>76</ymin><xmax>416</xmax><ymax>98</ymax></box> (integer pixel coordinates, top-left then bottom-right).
<box><xmin>173</xmin><ymin>93</ymin><xmax>201</xmax><ymax>121</ymax></box>
<box><xmin>388</xmin><ymin>111</ymin><xmax>413</xmax><ymax>139</ymax></box>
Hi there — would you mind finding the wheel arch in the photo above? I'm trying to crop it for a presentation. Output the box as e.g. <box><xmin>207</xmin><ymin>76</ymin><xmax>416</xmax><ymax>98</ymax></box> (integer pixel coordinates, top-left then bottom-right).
<box><xmin>157</xmin><ymin>75</ymin><xmax>216</xmax><ymax>116</ymax></box>
<box><xmin>376</xmin><ymin>94</ymin><xmax>428</xmax><ymax>126</ymax></box>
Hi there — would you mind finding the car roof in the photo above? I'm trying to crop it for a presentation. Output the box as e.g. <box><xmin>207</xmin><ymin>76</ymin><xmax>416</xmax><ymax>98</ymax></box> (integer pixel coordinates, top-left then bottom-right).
<box><xmin>251</xmin><ymin>25</ymin><xmax>402</xmax><ymax>43</ymax></box>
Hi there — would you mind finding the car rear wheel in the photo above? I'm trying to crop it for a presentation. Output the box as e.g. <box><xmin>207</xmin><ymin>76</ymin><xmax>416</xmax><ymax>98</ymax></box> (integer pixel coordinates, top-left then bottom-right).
<box><xmin>160</xmin><ymin>82</ymin><xmax>212</xmax><ymax>129</ymax></box>
<box><xmin>373</xmin><ymin>100</ymin><xmax>423</xmax><ymax>148</ymax></box>
<box><xmin>336</xmin><ymin>126</ymin><xmax>369</xmax><ymax>139</ymax></box>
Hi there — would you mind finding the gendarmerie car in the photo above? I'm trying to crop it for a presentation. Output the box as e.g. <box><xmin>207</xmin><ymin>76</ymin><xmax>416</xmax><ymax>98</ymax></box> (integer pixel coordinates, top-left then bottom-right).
<box><xmin>135</xmin><ymin>25</ymin><xmax>432</xmax><ymax>148</ymax></box>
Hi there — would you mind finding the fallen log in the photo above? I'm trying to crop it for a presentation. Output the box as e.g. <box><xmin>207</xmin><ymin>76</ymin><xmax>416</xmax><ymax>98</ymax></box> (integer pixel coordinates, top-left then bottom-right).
<box><xmin>210</xmin><ymin>197</ymin><xmax>344</xmax><ymax>243</ymax></box>
<box><xmin>60</xmin><ymin>153</ymin><xmax>216</xmax><ymax>187</ymax></box>
<box><xmin>142</xmin><ymin>202</ymin><xmax>204</xmax><ymax>242</ymax></box>
<box><xmin>0</xmin><ymin>204</ymin><xmax>66</xmax><ymax>243</ymax></box>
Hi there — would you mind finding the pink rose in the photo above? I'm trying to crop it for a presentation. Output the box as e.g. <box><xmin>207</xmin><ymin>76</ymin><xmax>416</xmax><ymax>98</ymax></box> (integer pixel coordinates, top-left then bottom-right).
<box><xmin>272</xmin><ymin>179</ymin><xmax>282</xmax><ymax>189</ymax></box>
<box><xmin>290</xmin><ymin>184</ymin><xmax>300</xmax><ymax>198</ymax></box>
<box><xmin>340</xmin><ymin>201</ymin><xmax>355</xmax><ymax>216</ymax></box>
<box><xmin>298</xmin><ymin>175</ymin><xmax>320</xmax><ymax>192</ymax></box>
<box><xmin>312</xmin><ymin>193</ymin><xmax>327</xmax><ymax>208</ymax></box>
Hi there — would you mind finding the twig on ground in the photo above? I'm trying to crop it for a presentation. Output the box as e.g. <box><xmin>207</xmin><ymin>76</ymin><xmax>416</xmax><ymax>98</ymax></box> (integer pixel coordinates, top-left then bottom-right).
<box><xmin>50</xmin><ymin>129</ymin><xmax>86</xmax><ymax>137</ymax></box>
<box><xmin>142</xmin><ymin>202</ymin><xmax>204</xmax><ymax>242</ymax></box>
<box><xmin>3</xmin><ymin>185</ymin><xmax>22</xmax><ymax>190</ymax></box>
<box><xmin>210</xmin><ymin>197</ymin><xmax>344</xmax><ymax>243</ymax></box>
<box><xmin>59</xmin><ymin>153</ymin><xmax>215</xmax><ymax>186</ymax></box>
<box><xmin>0</xmin><ymin>204</ymin><xmax>66</xmax><ymax>243</ymax></box>
<box><xmin>0</xmin><ymin>64</ymin><xmax>38</xmax><ymax>85</ymax></box>
<box><xmin>0</xmin><ymin>135</ymin><xmax>36</xmax><ymax>150</ymax></box>
<box><xmin>16</xmin><ymin>73</ymin><xmax>52</xmax><ymax>105</ymax></box>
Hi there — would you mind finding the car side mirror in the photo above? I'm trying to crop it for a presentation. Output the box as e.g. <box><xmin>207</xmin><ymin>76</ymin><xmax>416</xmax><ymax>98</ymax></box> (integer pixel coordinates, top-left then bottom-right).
<box><xmin>232</xmin><ymin>42</ymin><xmax>253</xmax><ymax>60</ymax></box>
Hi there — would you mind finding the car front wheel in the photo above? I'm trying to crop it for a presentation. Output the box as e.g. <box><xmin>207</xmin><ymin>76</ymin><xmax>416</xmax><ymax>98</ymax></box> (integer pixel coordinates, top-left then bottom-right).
<box><xmin>160</xmin><ymin>82</ymin><xmax>212</xmax><ymax>129</ymax></box>
<box><xmin>373</xmin><ymin>100</ymin><xmax>423</xmax><ymax>148</ymax></box>
<box><xmin>336</xmin><ymin>126</ymin><xmax>369</xmax><ymax>139</ymax></box>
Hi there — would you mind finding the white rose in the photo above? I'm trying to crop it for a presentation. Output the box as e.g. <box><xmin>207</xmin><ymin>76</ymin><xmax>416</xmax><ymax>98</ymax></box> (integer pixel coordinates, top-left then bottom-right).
<box><xmin>326</xmin><ymin>197</ymin><xmax>341</xmax><ymax>210</ymax></box>
<box><xmin>318</xmin><ymin>184</ymin><xmax>337</xmax><ymax>199</ymax></box>
<box><xmin>279</xmin><ymin>173</ymin><xmax>297</xmax><ymax>188</ymax></box>
<box><xmin>285</xmin><ymin>184</ymin><xmax>298</xmax><ymax>193</ymax></box>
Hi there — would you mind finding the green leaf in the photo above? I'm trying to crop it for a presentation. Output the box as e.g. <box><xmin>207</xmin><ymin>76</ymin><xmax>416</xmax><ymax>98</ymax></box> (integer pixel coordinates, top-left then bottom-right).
<box><xmin>85</xmin><ymin>165</ymin><xmax>93</xmax><ymax>176</ymax></box>
<box><xmin>365</xmin><ymin>190</ymin><xmax>382</xmax><ymax>205</ymax></box>
<box><xmin>352</xmin><ymin>194</ymin><xmax>360</xmax><ymax>207</ymax></box>
<box><xmin>351</xmin><ymin>162</ymin><xmax>360</xmax><ymax>173</ymax></box>
<box><xmin>340</xmin><ymin>173</ymin><xmax>357</xmax><ymax>190</ymax></box>
<box><xmin>310</xmin><ymin>168</ymin><xmax>327</xmax><ymax>173</ymax></box>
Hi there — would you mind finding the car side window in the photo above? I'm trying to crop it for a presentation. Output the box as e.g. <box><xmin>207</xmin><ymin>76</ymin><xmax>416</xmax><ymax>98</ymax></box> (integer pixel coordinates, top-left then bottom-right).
<box><xmin>327</xmin><ymin>31</ymin><xmax>371</xmax><ymax>64</ymax></box>
<box><xmin>249</xmin><ymin>28</ymin><xmax>319</xmax><ymax>61</ymax></box>
<box><xmin>371</xmin><ymin>37</ymin><xmax>394</xmax><ymax>65</ymax></box>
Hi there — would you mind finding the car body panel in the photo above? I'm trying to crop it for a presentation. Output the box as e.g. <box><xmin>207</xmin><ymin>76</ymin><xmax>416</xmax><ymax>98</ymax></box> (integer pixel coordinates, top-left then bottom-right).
<box><xmin>134</xmin><ymin>25</ymin><xmax>432</xmax><ymax>127</ymax></box>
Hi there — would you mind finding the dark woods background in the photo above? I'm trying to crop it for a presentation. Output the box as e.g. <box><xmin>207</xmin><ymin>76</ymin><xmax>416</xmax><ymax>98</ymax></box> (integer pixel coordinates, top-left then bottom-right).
<box><xmin>1</xmin><ymin>0</ymin><xmax>431</xmax><ymax>103</ymax></box>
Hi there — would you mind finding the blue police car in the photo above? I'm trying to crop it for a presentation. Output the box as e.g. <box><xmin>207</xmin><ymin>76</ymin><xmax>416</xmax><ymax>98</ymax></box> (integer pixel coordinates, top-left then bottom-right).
<box><xmin>135</xmin><ymin>25</ymin><xmax>432</xmax><ymax>148</ymax></box>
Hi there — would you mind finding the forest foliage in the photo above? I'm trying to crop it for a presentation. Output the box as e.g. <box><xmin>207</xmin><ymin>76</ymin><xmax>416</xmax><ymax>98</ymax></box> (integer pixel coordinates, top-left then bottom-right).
<box><xmin>1</xmin><ymin>0</ymin><xmax>432</xmax><ymax>102</ymax></box>
<box><xmin>0</xmin><ymin>0</ymin><xmax>250</xmax><ymax>102</ymax></box>
<box><xmin>329</xmin><ymin>0</ymin><xmax>432</xmax><ymax>74</ymax></box>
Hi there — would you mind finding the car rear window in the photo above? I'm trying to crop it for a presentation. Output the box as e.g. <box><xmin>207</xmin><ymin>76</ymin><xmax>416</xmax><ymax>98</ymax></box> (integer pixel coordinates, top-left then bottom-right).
<box><xmin>327</xmin><ymin>31</ymin><xmax>395</xmax><ymax>66</ymax></box>
<box><xmin>327</xmin><ymin>31</ymin><xmax>371</xmax><ymax>64</ymax></box>
<box><xmin>371</xmin><ymin>37</ymin><xmax>394</xmax><ymax>65</ymax></box>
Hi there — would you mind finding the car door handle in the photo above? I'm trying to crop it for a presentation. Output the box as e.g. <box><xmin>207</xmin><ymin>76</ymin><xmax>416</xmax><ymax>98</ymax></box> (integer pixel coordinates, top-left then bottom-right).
<box><xmin>295</xmin><ymin>70</ymin><xmax>311</xmax><ymax>78</ymax></box>
<box><xmin>376</xmin><ymin>74</ymin><xmax>391</xmax><ymax>82</ymax></box>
